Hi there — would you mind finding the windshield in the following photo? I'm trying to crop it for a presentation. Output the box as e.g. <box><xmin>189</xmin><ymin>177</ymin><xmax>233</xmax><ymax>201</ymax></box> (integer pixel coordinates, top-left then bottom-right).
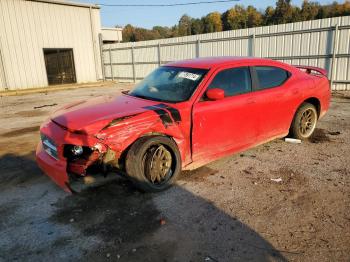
<box><xmin>129</xmin><ymin>66</ymin><xmax>208</xmax><ymax>103</ymax></box>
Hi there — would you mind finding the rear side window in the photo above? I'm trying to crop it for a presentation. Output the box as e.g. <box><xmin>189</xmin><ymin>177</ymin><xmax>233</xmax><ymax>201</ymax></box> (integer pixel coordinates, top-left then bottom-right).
<box><xmin>208</xmin><ymin>67</ymin><xmax>252</xmax><ymax>97</ymax></box>
<box><xmin>255</xmin><ymin>66</ymin><xmax>290</xmax><ymax>90</ymax></box>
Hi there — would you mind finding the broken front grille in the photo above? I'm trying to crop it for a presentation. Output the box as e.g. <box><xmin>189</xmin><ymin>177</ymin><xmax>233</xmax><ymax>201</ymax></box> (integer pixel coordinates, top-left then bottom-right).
<box><xmin>41</xmin><ymin>133</ymin><xmax>58</xmax><ymax>160</ymax></box>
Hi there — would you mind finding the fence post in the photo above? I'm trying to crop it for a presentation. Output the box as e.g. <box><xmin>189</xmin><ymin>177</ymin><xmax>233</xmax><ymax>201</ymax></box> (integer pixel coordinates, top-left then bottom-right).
<box><xmin>131</xmin><ymin>46</ymin><xmax>136</xmax><ymax>83</ymax></box>
<box><xmin>158</xmin><ymin>43</ymin><xmax>161</xmax><ymax>66</ymax></box>
<box><xmin>330</xmin><ymin>24</ymin><xmax>339</xmax><ymax>89</ymax></box>
<box><xmin>108</xmin><ymin>46</ymin><xmax>114</xmax><ymax>81</ymax></box>
<box><xmin>0</xmin><ymin>47</ymin><xmax>8</xmax><ymax>90</ymax></box>
<box><xmin>98</xmin><ymin>33</ymin><xmax>106</xmax><ymax>81</ymax></box>
<box><xmin>196</xmin><ymin>39</ymin><xmax>201</xmax><ymax>58</ymax></box>
<box><xmin>250</xmin><ymin>34</ymin><xmax>255</xmax><ymax>57</ymax></box>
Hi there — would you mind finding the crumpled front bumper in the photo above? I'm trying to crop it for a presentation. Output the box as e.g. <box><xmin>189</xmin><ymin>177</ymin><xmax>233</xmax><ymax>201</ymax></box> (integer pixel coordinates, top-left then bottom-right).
<box><xmin>36</xmin><ymin>119</ymin><xmax>105</xmax><ymax>193</ymax></box>
<box><xmin>36</xmin><ymin>141</ymin><xmax>71</xmax><ymax>192</ymax></box>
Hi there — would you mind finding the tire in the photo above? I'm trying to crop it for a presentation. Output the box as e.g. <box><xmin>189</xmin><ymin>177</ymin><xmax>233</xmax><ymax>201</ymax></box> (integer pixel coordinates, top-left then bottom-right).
<box><xmin>290</xmin><ymin>102</ymin><xmax>318</xmax><ymax>140</ymax></box>
<box><xmin>125</xmin><ymin>136</ymin><xmax>182</xmax><ymax>192</ymax></box>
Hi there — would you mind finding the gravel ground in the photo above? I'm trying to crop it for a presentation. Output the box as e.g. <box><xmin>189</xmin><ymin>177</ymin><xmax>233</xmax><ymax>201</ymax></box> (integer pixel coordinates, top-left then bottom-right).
<box><xmin>0</xmin><ymin>84</ymin><xmax>349</xmax><ymax>262</ymax></box>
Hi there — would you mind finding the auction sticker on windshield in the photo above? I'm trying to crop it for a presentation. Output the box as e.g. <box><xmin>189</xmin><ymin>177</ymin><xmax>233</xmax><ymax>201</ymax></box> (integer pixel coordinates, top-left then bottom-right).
<box><xmin>178</xmin><ymin>71</ymin><xmax>201</xmax><ymax>81</ymax></box>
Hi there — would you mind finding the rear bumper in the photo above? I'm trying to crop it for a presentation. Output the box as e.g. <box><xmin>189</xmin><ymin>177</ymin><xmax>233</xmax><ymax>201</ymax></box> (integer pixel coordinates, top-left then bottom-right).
<box><xmin>319</xmin><ymin>89</ymin><xmax>331</xmax><ymax>119</ymax></box>
<box><xmin>36</xmin><ymin>142</ymin><xmax>71</xmax><ymax>192</ymax></box>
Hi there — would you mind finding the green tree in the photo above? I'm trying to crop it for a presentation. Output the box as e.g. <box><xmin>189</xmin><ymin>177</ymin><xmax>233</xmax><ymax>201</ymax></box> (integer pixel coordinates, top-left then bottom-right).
<box><xmin>152</xmin><ymin>26</ymin><xmax>172</xmax><ymax>38</ymax></box>
<box><xmin>191</xmin><ymin>18</ymin><xmax>204</xmax><ymax>35</ymax></box>
<box><xmin>273</xmin><ymin>0</ymin><xmax>294</xmax><ymax>23</ymax></box>
<box><xmin>222</xmin><ymin>5</ymin><xmax>247</xmax><ymax>30</ymax></box>
<box><xmin>316</xmin><ymin>1</ymin><xmax>350</xmax><ymax>18</ymax></box>
<box><xmin>122</xmin><ymin>24</ymin><xmax>162</xmax><ymax>42</ymax></box>
<box><xmin>263</xmin><ymin>6</ymin><xmax>275</xmax><ymax>25</ymax></box>
<box><xmin>300</xmin><ymin>0</ymin><xmax>320</xmax><ymax>20</ymax></box>
<box><xmin>329</xmin><ymin>1</ymin><xmax>350</xmax><ymax>16</ymax></box>
<box><xmin>121</xmin><ymin>0</ymin><xmax>350</xmax><ymax>42</ymax></box>
<box><xmin>122</xmin><ymin>24</ymin><xmax>136</xmax><ymax>42</ymax></box>
<box><xmin>178</xmin><ymin>14</ymin><xmax>192</xmax><ymax>36</ymax></box>
<box><xmin>133</xmin><ymin>28</ymin><xmax>157</xmax><ymax>41</ymax></box>
<box><xmin>203</xmin><ymin>12</ymin><xmax>223</xmax><ymax>33</ymax></box>
<box><xmin>246</xmin><ymin>5</ymin><xmax>263</xmax><ymax>27</ymax></box>
<box><xmin>344</xmin><ymin>1</ymin><xmax>350</xmax><ymax>15</ymax></box>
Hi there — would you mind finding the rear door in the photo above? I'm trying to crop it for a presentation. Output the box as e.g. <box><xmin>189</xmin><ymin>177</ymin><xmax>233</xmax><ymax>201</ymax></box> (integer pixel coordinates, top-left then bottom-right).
<box><xmin>192</xmin><ymin>66</ymin><xmax>259</xmax><ymax>162</ymax></box>
<box><xmin>250</xmin><ymin>66</ymin><xmax>296</xmax><ymax>141</ymax></box>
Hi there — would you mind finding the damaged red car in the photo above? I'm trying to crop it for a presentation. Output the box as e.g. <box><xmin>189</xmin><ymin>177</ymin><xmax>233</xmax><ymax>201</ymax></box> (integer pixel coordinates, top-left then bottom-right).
<box><xmin>36</xmin><ymin>57</ymin><xmax>330</xmax><ymax>193</ymax></box>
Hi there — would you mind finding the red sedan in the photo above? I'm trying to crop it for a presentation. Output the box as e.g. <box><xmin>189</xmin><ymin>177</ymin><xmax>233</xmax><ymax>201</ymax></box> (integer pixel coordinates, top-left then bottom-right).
<box><xmin>36</xmin><ymin>57</ymin><xmax>330</xmax><ymax>193</ymax></box>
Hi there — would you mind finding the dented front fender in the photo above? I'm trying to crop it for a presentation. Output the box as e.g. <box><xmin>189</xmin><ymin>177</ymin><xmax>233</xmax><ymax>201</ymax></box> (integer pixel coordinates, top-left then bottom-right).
<box><xmin>96</xmin><ymin>103</ymin><xmax>191</xmax><ymax>166</ymax></box>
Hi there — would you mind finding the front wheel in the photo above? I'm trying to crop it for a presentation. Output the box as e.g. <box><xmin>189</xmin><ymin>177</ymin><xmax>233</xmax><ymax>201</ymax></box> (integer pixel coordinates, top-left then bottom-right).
<box><xmin>125</xmin><ymin>136</ymin><xmax>181</xmax><ymax>192</ymax></box>
<box><xmin>290</xmin><ymin>102</ymin><xmax>318</xmax><ymax>140</ymax></box>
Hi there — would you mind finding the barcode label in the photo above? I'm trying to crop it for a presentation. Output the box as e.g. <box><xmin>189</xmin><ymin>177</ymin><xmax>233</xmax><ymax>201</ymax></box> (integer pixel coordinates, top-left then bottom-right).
<box><xmin>178</xmin><ymin>72</ymin><xmax>200</xmax><ymax>81</ymax></box>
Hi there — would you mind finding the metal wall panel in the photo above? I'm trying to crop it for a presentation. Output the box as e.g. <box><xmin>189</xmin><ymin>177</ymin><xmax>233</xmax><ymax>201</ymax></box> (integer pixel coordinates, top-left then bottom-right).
<box><xmin>0</xmin><ymin>0</ymin><xmax>102</xmax><ymax>91</ymax></box>
<box><xmin>0</xmin><ymin>47</ymin><xmax>6</xmax><ymax>88</ymax></box>
<box><xmin>135</xmin><ymin>64</ymin><xmax>158</xmax><ymax>79</ymax></box>
<box><xmin>161</xmin><ymin>43</ymin><xmax>196</xmax><ymax>62</ymax></box>
<box><xmin>103</xmin><ymin>16</ymin><xmax>350</xmax><ymax>90</ymax></box>
<box><xmin>134</xmin><ymin>46</ymin><xmax>158</xmax><ymax>63</ymax></box>
<box><xmin>112</xmin><ymin>49</ymin><xmax>133</xmax><ymax>64</ymax></box>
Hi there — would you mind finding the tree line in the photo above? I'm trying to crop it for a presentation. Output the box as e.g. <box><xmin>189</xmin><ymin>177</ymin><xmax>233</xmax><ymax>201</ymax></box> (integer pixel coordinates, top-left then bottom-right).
<box><xmin>122</xmin><ymin>0</ymin><xmax>350</xmax><ymax>42</ymax></box>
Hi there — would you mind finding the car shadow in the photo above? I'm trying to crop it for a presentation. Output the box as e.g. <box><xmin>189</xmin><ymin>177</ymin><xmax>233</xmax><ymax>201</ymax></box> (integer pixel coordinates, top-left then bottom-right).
<box><xmin>62</xmin><ymin>180</ymin><xmax>289</xmax><ymax>262</ymax></box>
<box><xmin>0</xmin><ymin>151</ymin><xmax>289</xmax><ymax>262</ymax></box>
<box><xmin>0</xmin><ymin>151</ymin><xmax>44</xmax><ymax>188</ymax></box>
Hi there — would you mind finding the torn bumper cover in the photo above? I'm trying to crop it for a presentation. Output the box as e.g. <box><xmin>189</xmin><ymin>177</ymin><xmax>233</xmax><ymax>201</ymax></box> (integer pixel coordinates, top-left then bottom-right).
<box><xmin>36</xmin><ymin>119</ymin><xmax>114</xmax><ymax>193</ymax></box>
<box><xmin>36</xmin><ymin>141</ymin><xmax>70</xmax><ymax>192</ymax></box>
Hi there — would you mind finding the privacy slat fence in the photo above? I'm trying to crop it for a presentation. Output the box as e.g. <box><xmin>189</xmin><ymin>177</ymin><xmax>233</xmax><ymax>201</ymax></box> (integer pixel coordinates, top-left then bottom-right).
<box><xmin>102</xmin><ymin>16</ymin><xmax>350</xmax><ymax>90</ymax></box>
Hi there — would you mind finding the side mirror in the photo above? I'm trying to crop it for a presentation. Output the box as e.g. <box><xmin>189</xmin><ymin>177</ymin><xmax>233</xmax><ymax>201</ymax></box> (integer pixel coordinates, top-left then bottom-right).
<box><xmin>206</xmin><ymin>88</ymin><xmax>225</xmax><ymax>101</ymax></box>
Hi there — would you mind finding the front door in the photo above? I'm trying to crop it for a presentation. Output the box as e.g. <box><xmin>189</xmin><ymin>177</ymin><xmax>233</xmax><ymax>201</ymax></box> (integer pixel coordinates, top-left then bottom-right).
<box><xmin>192</xmin><ymin>66</ymin><xmax>259</xmax><ymax>163</ymax></box>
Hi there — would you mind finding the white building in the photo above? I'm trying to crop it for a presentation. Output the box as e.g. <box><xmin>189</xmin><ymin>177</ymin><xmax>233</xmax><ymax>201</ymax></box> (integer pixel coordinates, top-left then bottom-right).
<box><xmin>0</xmin><ymin>0</ymin><xmax>120</xmax><ymax>91</ymax></box>
<box><xmin>101</xmin><ymin>27</ymin><xmax>123</xmax><ymax>44</ymax></box>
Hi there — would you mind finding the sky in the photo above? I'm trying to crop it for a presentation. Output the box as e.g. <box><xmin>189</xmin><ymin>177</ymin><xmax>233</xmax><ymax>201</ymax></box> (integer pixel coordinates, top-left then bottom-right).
<box><xmin>74</xmin><ymin>0</ymin><xmax>340</xmax><ymax>29</ymax></box>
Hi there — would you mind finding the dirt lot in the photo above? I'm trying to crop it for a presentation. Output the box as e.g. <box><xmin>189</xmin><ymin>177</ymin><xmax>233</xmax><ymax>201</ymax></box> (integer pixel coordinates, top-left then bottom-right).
<box><xmin>0</xmin><ymin>84</ymin><xmax>349</xmax><ymax>262</ymax></box>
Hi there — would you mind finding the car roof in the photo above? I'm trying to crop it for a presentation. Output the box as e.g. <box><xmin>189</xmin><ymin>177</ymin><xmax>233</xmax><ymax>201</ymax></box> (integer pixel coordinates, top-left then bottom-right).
<box><xmin>165</xmin><ymin>56</ymin><xmax>283</xmax><ymax>69</ymax></box>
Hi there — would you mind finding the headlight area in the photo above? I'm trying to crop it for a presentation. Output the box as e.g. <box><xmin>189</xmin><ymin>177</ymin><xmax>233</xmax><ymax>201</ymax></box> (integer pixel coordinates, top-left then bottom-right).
<box><xmin>63</xmin><ymin>144</ymin><xmax>123</xmax><ymax>192</ymax></box>
<box><xmin>63</xmin><ymin>144</ymin><xmax>102</xmax><ymax>176</ymax></box>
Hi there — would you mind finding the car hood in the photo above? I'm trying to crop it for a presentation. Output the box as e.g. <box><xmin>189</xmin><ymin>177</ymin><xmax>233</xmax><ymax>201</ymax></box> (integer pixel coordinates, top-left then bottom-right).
<box><xmin>50</xmin><ymin>94</ymin><xmax>157</xmax><ymax>134</ymax></box>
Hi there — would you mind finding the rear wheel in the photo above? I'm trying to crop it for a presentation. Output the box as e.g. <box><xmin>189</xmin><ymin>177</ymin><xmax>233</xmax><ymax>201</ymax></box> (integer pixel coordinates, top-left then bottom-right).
<box><xmin>290</xmin><ymin>102</ymin><xmax>318</xmax><ymax>140</ymax></box>
<box><xmin>125</xmin><ymin>136</ymin><xmax>181</xmax><ymax>192</ymax></box>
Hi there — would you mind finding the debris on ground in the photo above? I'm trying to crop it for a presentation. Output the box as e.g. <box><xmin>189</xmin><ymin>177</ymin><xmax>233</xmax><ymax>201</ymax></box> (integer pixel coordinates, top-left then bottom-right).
<box><xmin>284</xmin><ymin>138</ymin><xmax>302</xmax><ymax>144</ymax></box>
<box><xmin>205</xmin><ymin>256</ymin><xmax>219</xmax><ymax>262</ymax></box>
<box><xmin>270</xmin><ymin>177</ymin><xmax>283</xmax><ymax>183</ymax></box>
<box><xmin>33</xmin><ymin>103</ymin><xmax>57</xmax><ymax>109</ymax></box>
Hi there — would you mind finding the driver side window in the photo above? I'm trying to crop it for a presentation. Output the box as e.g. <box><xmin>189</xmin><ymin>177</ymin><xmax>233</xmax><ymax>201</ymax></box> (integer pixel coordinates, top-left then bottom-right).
<box><xmin>207</xmin><ymin>67</ymin><xmax>252</xmax><ymax>97</ymax></box>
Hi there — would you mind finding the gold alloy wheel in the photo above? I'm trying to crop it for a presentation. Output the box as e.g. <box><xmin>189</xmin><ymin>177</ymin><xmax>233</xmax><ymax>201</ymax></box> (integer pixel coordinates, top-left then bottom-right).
<box><xmin>145</xmin><ymin>145</ymin><xmax>172</xmax><ymax>184</ymax></box>
<box><xmin>299</xmin><ymin>108</ymin><xmax>317</xmax><ymax>137</ymax></box>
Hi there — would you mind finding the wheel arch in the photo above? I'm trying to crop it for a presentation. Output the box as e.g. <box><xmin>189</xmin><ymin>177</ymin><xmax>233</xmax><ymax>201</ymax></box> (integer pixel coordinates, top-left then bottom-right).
<box><xmin>288</xmin><ymin>97</ymin><xmax>321</xmax><ymax>133</ymax></box>
<box><xmin>117</xmin><ymin>132</ymin><xmax>185</xmax><ymax>171</ymax></box>
<box><xmin>303</xmin><ymin>97</ymin><xmax>321</xmax><ymax>117</ymax></box>
<box><xmin>289</xmin><ymin>99</ymin><xmax>319</xmax><ymax>139</ymax></box>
